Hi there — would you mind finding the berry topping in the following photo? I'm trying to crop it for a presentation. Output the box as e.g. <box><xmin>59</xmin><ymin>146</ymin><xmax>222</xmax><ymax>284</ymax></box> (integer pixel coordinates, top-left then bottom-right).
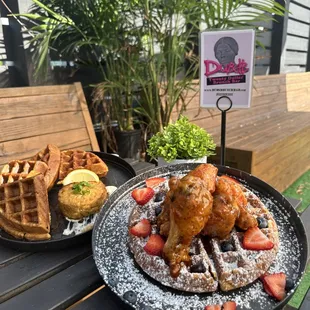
<box><xmin>221</xmin><ymin>240</ymin><xmax>234</xmax><ymax>252</ymax></box>
<box><xmin>243</xmin><ymin>227</ymin><xmax>274</xmax><ymax>250</ymax></box>
<box><xmin>223</xmin><ymin>301</ymin><xmax>237</xmax><ymax>310</ymax></box>
<box><xmin>154</xmin><ymin>191</ymin><xmax>166</xmax><ymax>202</ymax></box>
<box><xmin>140</xmin><ymin>305</ymin><xmax>153</xmax><ymax>310</ymax></box>
<box><xmin>108</xmin><ymin>274</ymin><xmax>119</xmax><ymax>286</ymax></box>
<box><xmin>221</xmin><ymin>175</ymin><xmax>239</xmax><ymax>183</ymax></box>
<box><xmin>145</xmin><ymin>177</ymin><xmax>165</xmax><ymax>188</ymax></box>
<box><xmin>129</xmin><ymin>219</ymin><xmax>151</xmax><ymax>237</ymax></box>
<box><xmin>123</xmin><ymin>290</ymin><xmax>137</xmax><ymax>304</ymax></box>
<box><xmin>132</xmin><ymin>187</ymin><xmax>155</xmax><ymax>205</ymax></box>
<box><xmin>144</xmin><ymin>234</ymin><xmax>165</xmax><ymax>256</ymax></box>
<box><xmin>263</xmin><ymin>272</ymin><xmax>287</xmax><ymax>301</ymax></box>
<box><xmin>190</xmin><ymin>261</ymin><xmax>206</xmax><ymax>273</ymax></box>
<box><xmin>285</xmin><ymin>278</ymin><xmax>295</xmax><ymax>291</ymax></box>
<box><xmin>155</xmin><ymin>205</ymin><xmax>162</xmax><ymax>216</ymax></box>
<box><xmin>257</xmin><ymin>216</ymin><xmax>268</xmax><ymax>229</ymax></box>
<box><xmin>205</xmin><ymin>305</ymin><xmax>221</xmax><ymax>310</ymax></box>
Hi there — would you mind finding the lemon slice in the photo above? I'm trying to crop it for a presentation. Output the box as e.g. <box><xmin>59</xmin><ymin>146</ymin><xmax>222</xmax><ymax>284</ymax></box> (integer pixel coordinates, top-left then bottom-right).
<box><xmin>62</xmin><ymin>169</ymin><xmax>100</xmax><ymax>185</ymax></box>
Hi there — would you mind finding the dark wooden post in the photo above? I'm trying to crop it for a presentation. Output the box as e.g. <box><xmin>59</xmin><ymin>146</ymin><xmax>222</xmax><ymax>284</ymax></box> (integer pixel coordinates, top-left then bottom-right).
<box><xmin>307</xmin><ymin>30</ymin><xmax>310</xmax><ymax>71</ymax></box>
<box><xmin>269</xmin><ymin>0</ymin><xmax>290</xmax><ymax>74</ymax></box>
<box><xmin>0</xmin><ymin>0</ymin><xmax>29</xmax><ymax>86</ymax></box>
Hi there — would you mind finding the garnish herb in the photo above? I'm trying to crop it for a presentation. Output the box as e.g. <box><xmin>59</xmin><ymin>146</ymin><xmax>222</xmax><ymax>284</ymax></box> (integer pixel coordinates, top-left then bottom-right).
<box><xmin>72</xmin><ymin>181</ymin><xmax>92</xmax><ymax>195</ymax></box>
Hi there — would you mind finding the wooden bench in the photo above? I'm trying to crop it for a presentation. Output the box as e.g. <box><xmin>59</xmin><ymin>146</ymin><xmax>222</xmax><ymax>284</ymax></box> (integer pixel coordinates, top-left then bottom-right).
<box><xmin>0</xmin><ymin>82</ymin><xmax>100</xmax><ymax>166</ymax></box>
<box><xmin>173</xmin><ymin>72</ymin><xmax>310</xmax><ymax>192</ymax></box>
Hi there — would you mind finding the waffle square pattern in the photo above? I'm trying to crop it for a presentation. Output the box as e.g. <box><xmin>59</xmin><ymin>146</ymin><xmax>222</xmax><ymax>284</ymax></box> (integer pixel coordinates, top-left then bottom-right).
<box><xmin>0</xmin><ymin>174</ymin><xmax>51</xmax><ymax>240</ymax></box>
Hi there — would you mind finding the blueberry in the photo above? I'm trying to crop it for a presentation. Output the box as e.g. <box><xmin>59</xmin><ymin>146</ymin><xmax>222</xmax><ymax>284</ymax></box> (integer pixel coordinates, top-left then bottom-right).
<box><xmin>190</xmin><ymin>261</ymin><xmax>206</xmax><ymax>273</ymax></box>
<box><xmin>123</xmin><ymin>290</ymin><xmax>137</xmax><ymax>304</ymax></box>
<box><xmin>285</xmin><ymin>278</ymin><xmax>295</xmax><ymax>291</ymax></box>
<box><xmin>257</xmin><ymin>217</ymin><xmax>268</xmax><ymax>229</ymax></box>
<box><xmin>108</xmin><ymin>274</ymin><xmax>118</xmax><ymax>286</ymax></box>
<box><xmin>155</xmin><ymin>205</ymin><xmax>162</xmax><ymax>216</ymax></box>
<box><xmin>221</xmin><ymin>241</ymin><xmax>234</xmax><ymax>252</ymax></box>
<box><xmin>154</xmin><ymin>191</ymin><xmax>166</xmax><ymax>202</ymax></box>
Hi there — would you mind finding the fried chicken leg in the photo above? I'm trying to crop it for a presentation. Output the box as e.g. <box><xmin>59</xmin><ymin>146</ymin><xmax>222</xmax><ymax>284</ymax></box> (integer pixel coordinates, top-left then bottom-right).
<box><xmin>203</xmin><ymin>176</ymin><xmax>257</xmax><ymax>239</ymax></box>
<box><xmin>161</xmin><ymin>164</ymin><xmax>217</xmax><ymax>277</ymax></box>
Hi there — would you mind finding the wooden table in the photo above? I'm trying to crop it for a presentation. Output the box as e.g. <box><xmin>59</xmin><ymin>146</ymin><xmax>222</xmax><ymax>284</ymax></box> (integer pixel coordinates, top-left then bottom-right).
<box><xmin>0</xmin><ymin>165</ymin><xmax>309</xmax><ymax>309</ymax></box>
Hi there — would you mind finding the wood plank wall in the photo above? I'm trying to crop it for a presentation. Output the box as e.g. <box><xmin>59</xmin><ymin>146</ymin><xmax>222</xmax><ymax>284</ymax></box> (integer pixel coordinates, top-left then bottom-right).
<box><xmin>283</xmin><ymin>0</ymin><xmax>310</xmax><ymax>72</ymax></box>
<box><xmin>0</xmin><ymin>83</ymin><xmax>99</xmax><ymax>167</ymax></box>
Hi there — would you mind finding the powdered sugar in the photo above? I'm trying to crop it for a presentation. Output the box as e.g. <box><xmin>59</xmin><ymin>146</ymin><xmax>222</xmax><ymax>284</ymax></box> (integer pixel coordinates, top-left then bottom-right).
<box><xmin>93</xmin><ymin>165</ymin><xmax>307</xmax><ymax>310</ymax></box>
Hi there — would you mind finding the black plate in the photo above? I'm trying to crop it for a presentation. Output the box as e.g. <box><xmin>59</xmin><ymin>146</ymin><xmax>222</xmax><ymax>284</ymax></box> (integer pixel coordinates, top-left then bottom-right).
<box><xmin>0</xmin><ymin>152</ymin><xmax>136</xmax><ymax>252</ymax></box>
<box><xmin>92</xmin><ymin>163</ymin><xmax>308</xmax><ymax>310</ymax></box>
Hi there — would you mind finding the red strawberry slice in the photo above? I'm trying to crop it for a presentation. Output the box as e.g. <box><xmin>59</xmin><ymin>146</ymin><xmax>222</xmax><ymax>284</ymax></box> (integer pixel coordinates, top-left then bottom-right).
<box><xmin>145</xmin><ymin>177</ymin><xmax>165</xmax><ymax>188</ymax></box>
<box><xmin>243</xmin><ymin>227</ymin><xmax>274</xmax><ymax>250</ymax></box>
<box><xmin>221</xmin><ymin>175</ymin><xmax>239</xmax><ymax>183</ymax></box>
<box><xmin>144</xmin><ymin>234</ymin><xmax>165</xmax><ymax>256</ymax></box>
<box><xmin>223</xmin><ymin>301</ymin><xmax>237</xmax><ymax>309</ymax></box>
<box><xmin>263</xmin><ymin>272</ymin><xmax>287</xmax><ymax>301</ymax></box>
<box><xmin>129</xmin><ymin>219</ymin><xmax>151</xmax><ymax>237</ymax></box>
<box><xmin>132</xmin><ymin>187</ymin><xmax>155</xmax><ymax>205</ymax></box>
<box><xmin>205</xmin><ymin>305</ymin><xmax>221</xmax><ymax>310</ymax></box>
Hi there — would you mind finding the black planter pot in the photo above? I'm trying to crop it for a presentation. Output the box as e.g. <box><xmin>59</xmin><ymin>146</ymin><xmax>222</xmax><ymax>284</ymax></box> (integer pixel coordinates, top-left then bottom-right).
<box><xmin>114</xmin><ymin>129</ymin><xmax>142</xmax><ymax>159</ymax></box>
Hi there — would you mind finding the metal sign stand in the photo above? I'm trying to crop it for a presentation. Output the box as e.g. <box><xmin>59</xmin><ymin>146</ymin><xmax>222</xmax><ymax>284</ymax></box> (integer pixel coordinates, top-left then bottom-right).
<box><xmin>216</xmin><ymin>96</ymin><xmax>233</xmax><ymax>166</ymax></box>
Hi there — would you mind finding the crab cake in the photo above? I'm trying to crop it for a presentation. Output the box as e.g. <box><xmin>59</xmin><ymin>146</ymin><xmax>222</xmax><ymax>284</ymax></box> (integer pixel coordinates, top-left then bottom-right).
<box><xmin>58</xmin><ymin>181</ymin><xmax>107</xmax><ymax>219</ymax></box>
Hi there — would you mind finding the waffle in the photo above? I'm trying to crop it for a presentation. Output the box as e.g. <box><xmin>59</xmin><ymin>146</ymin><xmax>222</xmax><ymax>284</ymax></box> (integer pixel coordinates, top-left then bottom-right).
<box><xmin>32</xmin><ymin>144</ymin><xmax>61</xmax><ymax>190</ymax></box>
<box><xmin>0</xmin><ymin>160</ymin><xmax>49</xmax><ymax>188</ymax></box>
<box><xmin>59</xmin><ymin>150</ymin><xmax>109</xmax><ymax>180</ymax></box>
<box><xmin>128</xmin><ymin>173</ymin><xmax>279</xmax><ymax>293</ymax></box>
<box><xmin>0</xmin><ymin>173</ymin><xmax>51</xmax><ymax>241</ymax></box>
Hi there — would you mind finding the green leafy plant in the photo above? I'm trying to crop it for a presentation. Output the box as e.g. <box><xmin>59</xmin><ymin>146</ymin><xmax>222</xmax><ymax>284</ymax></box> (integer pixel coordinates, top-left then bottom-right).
<box><xmin>147</xmin><ymin>116</ymin><xmax>216</xmax><ymax>162</ymax></box>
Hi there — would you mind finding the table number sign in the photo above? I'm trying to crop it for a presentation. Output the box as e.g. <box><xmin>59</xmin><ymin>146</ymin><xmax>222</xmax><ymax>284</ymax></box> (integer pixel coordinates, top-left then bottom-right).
<box><xmin>200</xmin><ymin>29</ymin><xmax>255</xmax><ymax>109</ymax></box>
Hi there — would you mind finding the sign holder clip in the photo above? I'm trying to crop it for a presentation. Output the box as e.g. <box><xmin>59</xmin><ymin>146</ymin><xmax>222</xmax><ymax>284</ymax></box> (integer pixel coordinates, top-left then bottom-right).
<box><xmin>216</xmin><ymin>96</ymin><xmax>233</xmax><ymax>166</ymax></box>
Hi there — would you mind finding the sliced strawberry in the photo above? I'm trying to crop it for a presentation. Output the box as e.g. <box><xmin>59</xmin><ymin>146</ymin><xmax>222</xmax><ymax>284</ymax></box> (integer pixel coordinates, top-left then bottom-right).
<box><xmin>223</xmin><ymin>301</ymin><xmax>237</xmax><ymax>310</ymax></box>
<box><xmin>243</xmin><ymin>227</ymin><xmax>274</xmax><ymax>250</ymax></box>
<box><xmin>221</xmin><ymin>175</ymin><xmax>239</xmax><ymax>183</ymax></box>
<box><xmin>132</xmin><ymin>187</ymin><xmax>155</xmax><ymax>205</ymax></box>
<box><xmin>263</xmin><ymin>272</ymin><xmax>287</xmax><ymax>301</ymax></box>
<box><xmin>145</xmin><ymin>177</ymin><xmax>165</xmax><ymax>188</ymax></box>
<box><xmin>144</xmin><ymin>234</ymin><xmax>165</xmax><ymax>256</ymax></box>
<box><xmin>204</xmin><ymin>305</ymin><xmax>221</xmax><ymax>310</ymax></box>
<box><xmin>129</xmin><ymin>219</ymin><xmax>151</xmax><ymax>237</ymax></box>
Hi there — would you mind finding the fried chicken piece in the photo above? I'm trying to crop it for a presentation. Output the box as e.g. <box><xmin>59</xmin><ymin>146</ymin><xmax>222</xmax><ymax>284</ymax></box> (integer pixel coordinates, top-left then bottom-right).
<box><xmin>203</xmin><ymin>176</ymin><xmax>257</xmax><ymax>239</ymax></box>
<box><xmin>162</xmin><ymin>164</ymin><xmax>217</xmax><ymax>277</ymax></box>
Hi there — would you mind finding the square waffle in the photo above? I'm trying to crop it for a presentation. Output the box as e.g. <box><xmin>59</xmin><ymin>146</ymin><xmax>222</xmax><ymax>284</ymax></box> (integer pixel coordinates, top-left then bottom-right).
<box><xmin>0</xmin><ymin>160</ymin><xmax>49</xmax><ymax>188</ymax></box>
<box><xmin>59</xmin><ymin>150</ymin><xmax>108</xmax><ymax>180</ymax></box>
<box><xmin>32</xmin><ymin>144</ymin><xmax>61</xmax><ymax>190</ymax></box>
<box><xmin>0</xmin><ymin>173</ymin><xmax>51</xmax><ymax>240</ymax></box>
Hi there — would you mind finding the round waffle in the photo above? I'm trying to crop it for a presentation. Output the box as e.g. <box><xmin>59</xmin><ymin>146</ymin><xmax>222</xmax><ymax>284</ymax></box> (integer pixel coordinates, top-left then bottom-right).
<box><xmin>128</xmin><ymin>172</ymin><xmax>279</xmax><ymax>293</ymax></box>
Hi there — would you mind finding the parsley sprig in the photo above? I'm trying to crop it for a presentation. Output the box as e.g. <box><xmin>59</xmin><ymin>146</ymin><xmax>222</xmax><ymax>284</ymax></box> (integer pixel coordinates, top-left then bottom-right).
<box><xmin>72</xmin><ymin>181</ymin><xmax>92</xmax><ymax>195</ymax></box>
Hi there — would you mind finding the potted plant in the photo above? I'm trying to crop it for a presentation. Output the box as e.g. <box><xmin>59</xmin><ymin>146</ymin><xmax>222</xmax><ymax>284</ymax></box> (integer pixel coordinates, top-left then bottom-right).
<box><xmin>147</xmin><ymin>116</ymin><xmax>216</xmax><ymax>166</ymax></box>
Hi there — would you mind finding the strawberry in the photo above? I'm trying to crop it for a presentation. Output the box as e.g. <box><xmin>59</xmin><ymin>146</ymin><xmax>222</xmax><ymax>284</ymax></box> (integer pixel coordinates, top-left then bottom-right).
<box><xmin>145</xmin><ymin>177</ymin><xmax>165</xmax><ymax>188</ymax></box>
<box><xmin>221</xmin><ymin>175</ymin><xmax>239</xmax><ymax>183</ymax></box>
<box><xmin>205</xmin><ymin>305</ymin><xmax>221</xmax><ymax>310</ymax></box>
<box><xmin>132</xmin><ymin>187</ymin><xmax>155</xmax><ymax>205</ymax></box>
<box><xmin>263</xmin><ymin>272</ymin><xmax>287</xmax><ymax>301</ymax></box>
<box><xmin>223</xmin><ymin>301</ymin><xmax>237</xmax><ymax>310</ymax></box>
<box><xmin>243</xmin><ymin>227</ymin><xmax>274</xmax><ymax>250</ymax></box>
<box><xmin>144</xmin><ymin>234</ymin><xmax>165</xmax><ymax>256</ymax></box>
<box><xmin>129</xmin><ymin>219</ymin><xmax>151</xmax><ymax>237</ymax></box>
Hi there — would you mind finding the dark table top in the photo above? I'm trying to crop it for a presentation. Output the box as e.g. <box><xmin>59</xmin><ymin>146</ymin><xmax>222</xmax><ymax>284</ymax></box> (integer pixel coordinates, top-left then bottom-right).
<box><xmin>0</xmin><ymin>165</ymin><xmax>309</xmax><ymax>310</ymax></box>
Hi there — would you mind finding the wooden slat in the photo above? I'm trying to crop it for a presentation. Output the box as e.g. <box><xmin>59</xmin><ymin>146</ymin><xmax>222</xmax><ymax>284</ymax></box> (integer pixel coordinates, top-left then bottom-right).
<box><xmin>75</xmin><ymin>82</ymin><xmax>100</xmax><ymax>151</ymax></box>
<box><xmin>286</xmin><ymin>35</ymin><xmax>309</xmax><ymax>52</ymax></box>
<box><xmin>287</xmin><ymin>19</ymin><xmax>310</xmax><ymax>38</ymax></box>
<box><xmin>0</xmin><ymin>84</ymin><xmax>75</xmax><ymax>98</ymax></box>
<box><xmin>290</xmin><ymin>2</ymin><xmax>310</xmax><ymax>24</ymax></box>
<box><xmin>0</xmin><ymin>128</ymin><xmax>91</xmax><ymax>166</ymax></box>
<box><xmin>0</xmin><ymin>111</ymin><xmax>86</xmax><ymax>143</ymax></box>
<box><xmin>0</xmin><ymin>255</ymin><xmax>102</xmax><ymax>310</ymax></box>
<box><xmin>0</xmin><ymin>246</ymin><xmax>31</xmax><ymax>268</ymax></box>
<box><xmin>0</xmin><ymin>93</ymin><xmax>81</xmax><ymax>121</ymax></box>
<box><xmin>0</xmin><ymin>244</ymin><xmax>91</xmax><ymax>303</ymax></box>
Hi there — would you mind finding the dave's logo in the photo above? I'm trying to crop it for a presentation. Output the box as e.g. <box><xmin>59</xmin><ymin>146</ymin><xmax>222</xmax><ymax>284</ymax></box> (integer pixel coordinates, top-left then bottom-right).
<box><xmin>204</xmin><ymin>36</ymin><xmax>249</xmax><ymax>77</ymax></box>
